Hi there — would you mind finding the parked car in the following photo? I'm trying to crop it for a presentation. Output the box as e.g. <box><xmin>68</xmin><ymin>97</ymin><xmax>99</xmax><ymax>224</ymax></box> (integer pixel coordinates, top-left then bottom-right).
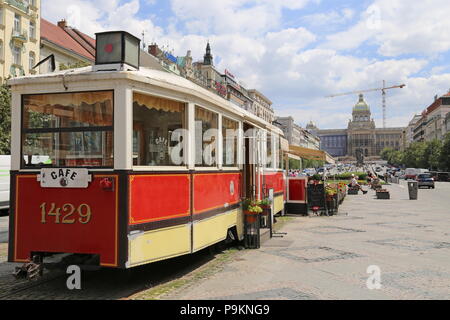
<box><xmin>0</xmin><ymin>155</ymin><xmax>11</xmax><ymax>211</ymax></box>
<box><xmin>428</xmin><ymin>172</ymin><xmax>450</xmax><ymax>182</ymax></box>
<box><xmin>405</xmin><ymin>168</ymin><xmax>419</xmax><ymax>180</ymax></box>
<box><xmin>416</xmin><ymin>173</ymin><xmax>435</xmax><ymax>189</ymax></box>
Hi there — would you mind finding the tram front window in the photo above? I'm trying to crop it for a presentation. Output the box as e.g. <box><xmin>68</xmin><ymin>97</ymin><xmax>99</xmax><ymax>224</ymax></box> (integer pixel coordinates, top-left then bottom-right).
<box><xmin>133</xmin><ymin>93</ymin><xmax>186</xmax><ymax>166</ymax></box>
<box><xmin>223</xmin><ymin>117</ymin><xmax>238</xmax><ymax>167</ymax></box>
<box><xmin>21</xmin><ymin>91</ymin><xmax>114</xmax><ymax>168</ymax></box>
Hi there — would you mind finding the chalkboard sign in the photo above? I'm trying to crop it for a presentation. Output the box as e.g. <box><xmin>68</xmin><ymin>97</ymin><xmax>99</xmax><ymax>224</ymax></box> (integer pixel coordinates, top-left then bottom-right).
<box><xmin>307</xmin><ymin>184</ymin><xmax>326</xmax><ymax>209</ymax></box>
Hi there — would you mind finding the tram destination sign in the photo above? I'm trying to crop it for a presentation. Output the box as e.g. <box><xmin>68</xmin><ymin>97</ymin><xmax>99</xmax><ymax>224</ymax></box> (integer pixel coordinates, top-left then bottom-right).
<box><xmin>38</xmin><ymin>169</ymin><xmax>92</xmax><ymax>189</ymax></box>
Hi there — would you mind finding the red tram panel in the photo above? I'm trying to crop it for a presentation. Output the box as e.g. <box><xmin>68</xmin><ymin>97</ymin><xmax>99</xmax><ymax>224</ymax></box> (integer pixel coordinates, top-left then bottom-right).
<box><xmin>193</xmin><ymin>173</ymin><xmax>241</xmax><ymax>215</ymax></box>
<box><xmin>129</xmin><ymin>174</ymin><xmax>191</xmax><ymax>225</ymax></box>
<box><xmin>13</xmin><ymin>175</ymin><xmax>119</xmax><ymax>267</ymax></box>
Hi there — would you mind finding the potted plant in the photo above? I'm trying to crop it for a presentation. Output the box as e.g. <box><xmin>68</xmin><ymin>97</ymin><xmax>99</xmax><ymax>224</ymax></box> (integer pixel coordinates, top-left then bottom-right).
<box><xmin>325</xmin><ymin>186</ymin><xmax>337</xmax><ymax>201</ymax></box>
<box><xmin>260</xmin><ymin>198</ymin><xmax>272</xmax><ymax>209</ymax></box>
<box><xmin>243</xmin><ymin>199</ymin><xmax>263</xmax><ymax>223</ymax></box>
<box><xmin>245</xmin><ymin>204</ymin><xmax>263</xmax><ymax>223</ymax></box>
<box><xmin>376</xmin><ymin>189</ymin><xmax>390</xmax><ymax>200</ymax></box>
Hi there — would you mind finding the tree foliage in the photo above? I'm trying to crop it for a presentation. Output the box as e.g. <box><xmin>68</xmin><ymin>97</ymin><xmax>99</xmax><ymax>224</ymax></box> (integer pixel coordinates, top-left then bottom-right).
<box><xmin>59</xmin><ymin>61</ymin><xmax>91</xmax><ymax>71</ymax></box>
<box><xmin>380</xmin><ymin>134</ymin><xmax>450</xmax><ymax>171</ymax></box>
<box><xmin>0</xmin><ymin>84</ymin><xmax>11</xmax><ymax>155</ymax></box>
<box><xmin>439</xmin><ymin>133</ymin><xmax>450</xmax><ymax>171</ymax></box>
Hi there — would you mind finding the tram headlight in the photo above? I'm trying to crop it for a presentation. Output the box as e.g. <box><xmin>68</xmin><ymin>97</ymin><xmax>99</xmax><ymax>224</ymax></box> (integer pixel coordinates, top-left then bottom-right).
<box><xmin>95</xmin><ymin>31</ymin><xmax>140</xmax><ymax>69</ymax></box>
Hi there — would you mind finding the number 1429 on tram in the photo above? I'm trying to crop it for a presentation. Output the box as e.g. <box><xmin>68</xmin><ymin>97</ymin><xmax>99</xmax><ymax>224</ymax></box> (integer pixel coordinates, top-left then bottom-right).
<box><xmin>7</xmin><ymin>31</ymin><xmax>288</xmax><ymax>274</ymax></box>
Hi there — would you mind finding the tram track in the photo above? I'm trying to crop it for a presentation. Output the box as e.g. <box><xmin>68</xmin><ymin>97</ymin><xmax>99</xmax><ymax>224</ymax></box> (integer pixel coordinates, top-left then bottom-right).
<box><xmin>0</xmin><ymin>242</ymin><xmax>237</xmax><ymax>300</ymax></box>
<box><xmin>0</xmin><ymin>271</ymin><xmax>66</xmax><ymax>300</ymax></box>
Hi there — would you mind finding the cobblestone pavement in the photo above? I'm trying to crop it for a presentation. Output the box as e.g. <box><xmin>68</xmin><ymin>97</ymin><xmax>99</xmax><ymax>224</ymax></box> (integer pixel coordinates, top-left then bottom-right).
<box><xmin>1</xmin><ymin>182</ymin><xmax>449</xmax><ymax>300</ymax></box>
<box><xmin>164</xmin><ymin>181</ymin><xmax>450</xmax><ymax>300</ymax></box>
<box><xmin>0</xmin><ymin>239</ymin><xmax>216</xmax><ymax>300</ymax></box>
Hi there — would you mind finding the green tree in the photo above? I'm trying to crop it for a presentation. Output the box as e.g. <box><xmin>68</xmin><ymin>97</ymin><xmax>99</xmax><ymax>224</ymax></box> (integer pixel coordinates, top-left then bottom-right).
<box><xmin>390</xmin><ymin>150</ymin><xmax>404</xmax><ymax>166</ymax></box>
<box><xmin>380</xmin><ymin>147</ymin><xmax>395</xmax><ymax>162</ymax></box>
<box><xmin>403</xmin><ymin>142</ymin><xmax>427</xmax><ymax>168</ymax></box>
<box><xmin>289</xmin><ymin>158</ymin><xmax>301</xmax><ymax>170</ymax></box>
<box><xmin>424</xmin><ymin>139</ymin><xmax>442</xmax><ymax>171</ymax></box>
<box><xmin>0</xmin><ymin>84</ymin><xmax>11</xmax><ymax>155</ymax></box>
<box><xmin>439</xmin><ymin>133</ymin><xmax>450</xmax><ymax>171</ymax></box>
<box><xmin>59</xmin><ymin>61</ymin><xmax>91</xmax><ymax>71</ymax></box>
<box><xmin>380</xmin><ymin>147</ymin><xmax>403</xmax><ymax>166</ymax></box>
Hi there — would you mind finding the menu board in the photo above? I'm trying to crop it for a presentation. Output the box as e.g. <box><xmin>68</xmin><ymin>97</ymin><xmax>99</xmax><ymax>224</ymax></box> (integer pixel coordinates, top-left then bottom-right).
<box><xmin>308</xmin><ymin>184</ymin><xmax>326</xmax><ymax>208</ymax></box>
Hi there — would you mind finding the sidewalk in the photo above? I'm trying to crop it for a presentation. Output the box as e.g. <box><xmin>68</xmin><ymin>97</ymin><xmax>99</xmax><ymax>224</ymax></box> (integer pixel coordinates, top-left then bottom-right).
<box><xmin>163</xmin><ymin>182</ymin><xmax>450</xmax><ymax>300</ymax></box>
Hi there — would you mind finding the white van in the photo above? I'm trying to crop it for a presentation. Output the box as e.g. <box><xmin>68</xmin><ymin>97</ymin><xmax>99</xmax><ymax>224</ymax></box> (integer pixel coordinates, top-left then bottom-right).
<box><xmin>0</xmin><ymin>155</ymin><xmax>11</xmax><ymax>210</ymax></box>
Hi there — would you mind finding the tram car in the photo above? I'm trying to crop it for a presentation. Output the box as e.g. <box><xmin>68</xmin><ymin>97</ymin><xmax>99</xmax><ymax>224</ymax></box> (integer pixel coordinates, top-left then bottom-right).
<box><xmin>8</xmin><ymin>31</ymin><xmax>288</xmax><ymax>273</ymax></box>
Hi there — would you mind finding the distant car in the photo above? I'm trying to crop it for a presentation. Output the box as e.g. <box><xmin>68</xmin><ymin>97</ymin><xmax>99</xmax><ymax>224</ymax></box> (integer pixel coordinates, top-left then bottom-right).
<box><xmin>405</xmin><ymin>168</ymin><xmax>419</xmax><ymax>180</ymax></box>
<box><xmin>0</xmin><ymin>155</ymin><xmax>11</xmax><ymax>211</ymax></box>
<box><xmin>429</xmin><ymin>172</ymin><xmax>450</xmax><ymax>182</ymax></box>
<box><xmin>416</xmin><ymin>174</ymin><xmax>435</xmax><ymax>189</ymax></box>
<box><xmin>376</xmin><ymin>167</ymin><xmax>382</xmax><ymax>172</ymax></box>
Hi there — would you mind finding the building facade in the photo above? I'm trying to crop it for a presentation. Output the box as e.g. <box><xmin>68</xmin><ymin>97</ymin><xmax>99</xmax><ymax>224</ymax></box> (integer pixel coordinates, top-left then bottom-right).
<box><xmin>275</xmin><ymin>117</ymin><xmax>321</xmax><ymax>150</ymax></box>
<box><xmin>39</xmin><ymin>19</ymin><xmax>94</xmax><ymax>74</ymax></box>
<box><xmin>0</xmin><ymin>0</ymin><xmax>40</xmax><ymax>82</ymax></box>
<box><xmin>248</xmin><ymin>89</ymin><xmax>275</xmax><ymax>124</ymax></box>
<box><xmin>405</xmin><ymin>114</ymin><xmax>422</xmax><ymax>148</ymax></box>
<box><xmin>446</xmin><ymin>112</ymin><xmax>450</xmax><ymax>134</ymax></box>
<box><xmin>314</xmin><ymin>94</ymin><xmax>404</xmax><ymax>160</ymax></box>
<box><xmin>413</xmin><ymin>92</ymin><xmax>450</xmax><ymax>143</ymax></box>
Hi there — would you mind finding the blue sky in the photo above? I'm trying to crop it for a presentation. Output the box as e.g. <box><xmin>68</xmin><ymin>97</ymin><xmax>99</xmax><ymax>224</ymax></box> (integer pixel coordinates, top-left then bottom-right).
<box><xmin>42</xmin><ymin>0</ymin><xmax>450</xmax><ymax>129</ymax></box>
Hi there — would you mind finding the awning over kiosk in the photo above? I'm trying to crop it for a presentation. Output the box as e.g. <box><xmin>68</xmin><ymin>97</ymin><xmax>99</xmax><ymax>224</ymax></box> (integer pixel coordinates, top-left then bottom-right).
<box><xmin>288</xmin><ymin>145</ymin><xmax>335</xmax><ymax>164</ymax></box>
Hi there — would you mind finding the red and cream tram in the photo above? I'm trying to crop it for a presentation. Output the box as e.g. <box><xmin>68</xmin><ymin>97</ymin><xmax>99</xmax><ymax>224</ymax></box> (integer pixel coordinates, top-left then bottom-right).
<box><xmin>8</xmin><ymin>32</ymin><xmax>288</xmax><ymax>271</ymax></box>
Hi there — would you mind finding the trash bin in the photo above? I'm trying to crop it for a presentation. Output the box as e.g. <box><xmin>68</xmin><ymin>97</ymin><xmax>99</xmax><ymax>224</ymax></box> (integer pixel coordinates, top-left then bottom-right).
<box><xmin>408</xmin><ymin>181</ymin><xmax>418</xmax><ymax>200</ymax></box>
<box><xmin>244</xmin><ymin>214</ymin><xmax>260</xmax><ymax>249</ymax></box>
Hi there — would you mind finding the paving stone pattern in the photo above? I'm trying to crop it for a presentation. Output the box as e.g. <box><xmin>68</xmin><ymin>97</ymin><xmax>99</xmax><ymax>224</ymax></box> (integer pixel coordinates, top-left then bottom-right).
<box><xmin>165</xmin><ymin>181</ymin><xmax>450</xmax><ymax>300</ymax></box>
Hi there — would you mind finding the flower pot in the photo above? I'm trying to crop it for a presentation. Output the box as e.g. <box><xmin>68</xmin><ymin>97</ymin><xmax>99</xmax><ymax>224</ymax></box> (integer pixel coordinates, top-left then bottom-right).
<box><xmin>246</xmin><ymin>214</ymin><xmax>258</xmax><ymax>224</ymax></box>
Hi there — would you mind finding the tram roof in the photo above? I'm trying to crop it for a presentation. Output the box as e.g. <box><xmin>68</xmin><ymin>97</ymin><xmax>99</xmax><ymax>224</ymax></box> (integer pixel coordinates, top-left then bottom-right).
<box><xmin>8</xmin><ymin>66</ymin><xmax>283</xmax><ymax>136</ymax></box>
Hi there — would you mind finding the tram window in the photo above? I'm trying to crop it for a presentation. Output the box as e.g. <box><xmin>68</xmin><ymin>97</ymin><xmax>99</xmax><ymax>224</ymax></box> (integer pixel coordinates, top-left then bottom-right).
<box><xmin>133</xmin><ymin>93</ymin><xmax>186</xmax><ymax>166</ymax></box>
<box><xmin>274</xmin><ymin>135</ymin><xmax>281</xmax><ymax>169</ymax></box>
<box><xmin>195</xmin><ymin>106</ymin><xmax>218</xmax><ymax>167</ymax></box>
<box><xmin>22</xmin><ymin>91</ymin><xmax>114</xmax><ymax>168</ymax></box>
<box><xmin>222</xmin><ymin>117</ymin><xmax>238</xmax><ymax>167</ymax></box>
<box><xmin>266</xmin><ymin>132</ymin><xmax>273</xmax><ymax>169</ymax></box>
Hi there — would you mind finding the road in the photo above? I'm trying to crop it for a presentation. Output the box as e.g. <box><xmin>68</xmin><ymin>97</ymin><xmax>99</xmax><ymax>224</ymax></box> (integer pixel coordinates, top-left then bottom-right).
<box><xmin>0</xmin><ymin>216</ymin><xmax>8</xmax><ymax>244</ymax></box>
<box><xmin>0</xmin><ymin>181</ymin><xmax>449</xmax><ymax>300</ymax></box>
<box><xmin>161</xmin><ymin>181</ymin><xmax>450</xmax><ymax>300</ymax></box>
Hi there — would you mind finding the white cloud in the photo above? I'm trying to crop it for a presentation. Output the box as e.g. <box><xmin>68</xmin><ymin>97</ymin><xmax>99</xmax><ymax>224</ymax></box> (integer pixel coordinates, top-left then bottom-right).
<box><xmin>302</xmin><ymin>8</ymin><xmax>355</xmax><ymax>27</ymax></box>
<box><xmin>169</xmin><ymin>0</ymin><xmax>311</xmax><ymax>36</ymax></box>
<box><xmin>42</xmin><ymin>0</ymin><xmax>163</xmax><ymax>39</ymax></box>
<box><xmin>323</xmin><ymin>0</ymin><xmax>450</xmax><ymax>56</ymax></box>
<box><xmin>40</xmin><ymin>0</ymin><xmax>450</xmax><ymax>130</ymax></box>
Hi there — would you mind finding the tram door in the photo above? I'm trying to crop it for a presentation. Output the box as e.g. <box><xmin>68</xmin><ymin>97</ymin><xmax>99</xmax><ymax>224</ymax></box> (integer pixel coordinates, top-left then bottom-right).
<box><xmin>243</xmin><ymin>123</ymin><xmax>257</xmax><ymax>199</ymax></box>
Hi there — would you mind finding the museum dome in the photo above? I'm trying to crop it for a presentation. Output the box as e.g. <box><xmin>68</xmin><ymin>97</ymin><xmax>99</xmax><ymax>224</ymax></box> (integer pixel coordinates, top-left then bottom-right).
<box><xmin>306</xmin><ymin>120</ymin><xmax>318</xmax><ymax>130</ymax></box>
<box><xmin>353</xmin><ymin>94</ymin><xmax>370</xmax><ymax>112</ymax></box>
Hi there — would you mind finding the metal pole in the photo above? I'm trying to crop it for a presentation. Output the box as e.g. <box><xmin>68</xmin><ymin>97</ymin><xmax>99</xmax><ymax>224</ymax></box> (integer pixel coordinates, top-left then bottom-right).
<box><xmin>383</xmin><ymin>80</ymin><xmax>387</xmax><ymax>128</ymax></box>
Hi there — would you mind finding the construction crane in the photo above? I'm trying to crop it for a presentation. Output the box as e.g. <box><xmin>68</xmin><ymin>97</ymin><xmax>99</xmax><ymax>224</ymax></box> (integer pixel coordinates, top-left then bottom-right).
<box><xmin>326</xmin><ymin>81</ymin><xmax>406</xmax><ymax>128</ymax></box>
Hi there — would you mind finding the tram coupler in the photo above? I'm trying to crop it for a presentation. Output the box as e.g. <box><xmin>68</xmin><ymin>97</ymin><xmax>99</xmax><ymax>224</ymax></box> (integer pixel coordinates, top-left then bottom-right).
<box><xmin>13</xmin><ymin>255</ymin><xmax>44</xmax><ymax>281</ymax></box>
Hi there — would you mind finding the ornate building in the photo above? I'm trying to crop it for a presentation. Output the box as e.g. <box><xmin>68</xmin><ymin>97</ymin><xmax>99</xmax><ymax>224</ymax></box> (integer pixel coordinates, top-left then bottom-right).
<box><xmin>275</xmin><ymin>117</ymin><xmax>321</xmax><ymax>150</ymax></box>
<box><xmin>314</xmin><ymin>94</ymin><xmax>404</xmax><ymax>160</ymax></box>
<box><xmin>0</xmin><ymin>0</ymin><xmax>41</xmax><ymax>82</ymax></box>
<box><xmin>248</xmin><ymin>89</ymin><xmax>275</xmax><ymax>123</ymax></box>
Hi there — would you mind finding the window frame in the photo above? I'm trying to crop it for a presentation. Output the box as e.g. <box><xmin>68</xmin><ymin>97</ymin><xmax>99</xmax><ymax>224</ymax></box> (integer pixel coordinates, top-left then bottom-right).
<box><xmin>20</xmin><ymin>90</ymin><xmax>115</xmax><ymax>170</ymax></box>
<box><xmin>195</xmin><ymin>104</ymin><xmax>220</xmax><ymax>169</ymax></box>
<box><xmin>221</xmin><ymin>115</ymin><xmax>239</xmax><ymax>169</ymax></box>
<box><xmin>13</xmin><ymin>45</ymin><xmax>21</xmax><ymax>65</ymax></box>
<box><xmin>131</xmin><ymin>90</ymin><xmax>189</xmax><ymax>170</ymax></box>
<box><xmin>29</xmin><ymin>21</ymin><xmax>36</xmax><ymax>40</ymax></box>
<box><xmin>28</xmin><ymin>51</ymin><xmax>35</xmax><ymax>70</ymax></box>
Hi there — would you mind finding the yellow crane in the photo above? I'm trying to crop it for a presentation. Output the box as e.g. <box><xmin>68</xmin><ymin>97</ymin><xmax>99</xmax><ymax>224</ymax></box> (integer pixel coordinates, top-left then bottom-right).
<box><xmin>326</xmin><ymin>81</ymin><xmax>406</xmax><ymax>128</ymax></box>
